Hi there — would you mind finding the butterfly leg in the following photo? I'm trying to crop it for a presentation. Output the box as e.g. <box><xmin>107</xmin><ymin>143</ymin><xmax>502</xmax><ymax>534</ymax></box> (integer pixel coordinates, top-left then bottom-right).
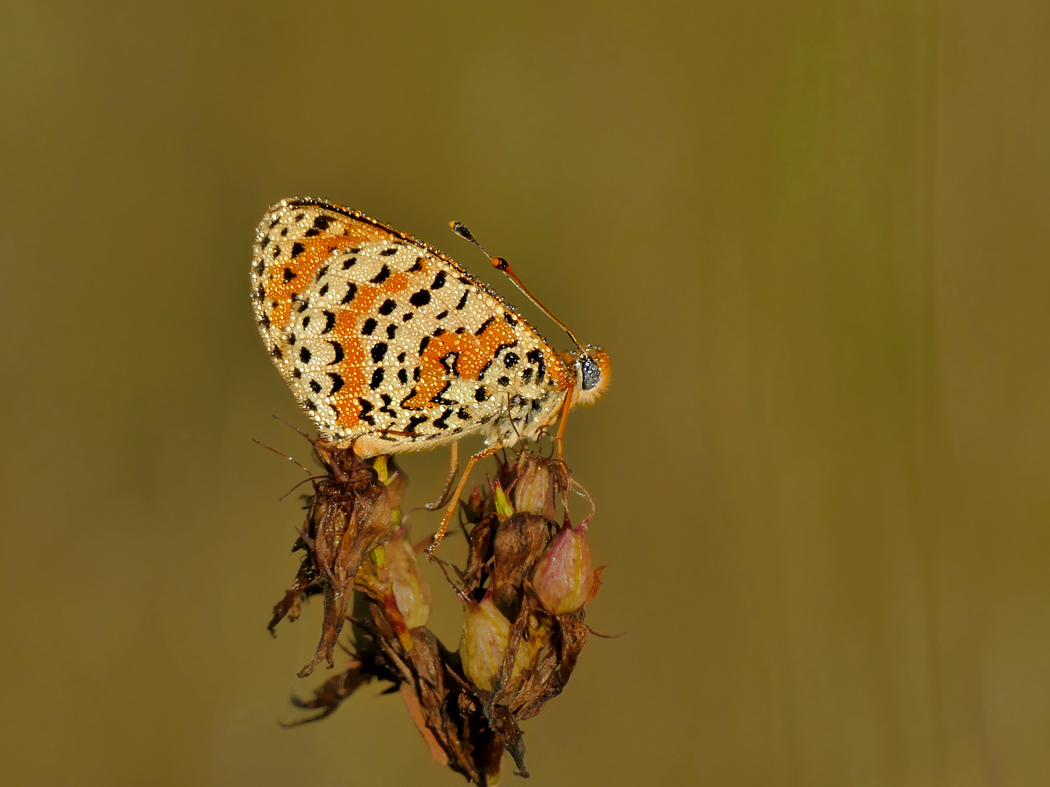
<box><xmin>422</xmin><ymin>441</ymin><xmax>460</xmax><ymax>511</ymax></box>
<box><xmin>553</xmin><ymin>390</ymin><xmax>574</xmax><ymax>460</ymax></box>
<box><xmin>426</xmin><ymin>443</ymin><xmax>501</xmax><ymax>558</ymax></box>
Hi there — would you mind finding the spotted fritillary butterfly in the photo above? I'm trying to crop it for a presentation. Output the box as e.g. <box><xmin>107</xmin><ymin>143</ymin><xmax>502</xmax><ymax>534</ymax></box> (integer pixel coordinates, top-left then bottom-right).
<box><xmin>251</xmin><ymin>198</ymin><xmax>609</xmax><ymax>547</ymax></box>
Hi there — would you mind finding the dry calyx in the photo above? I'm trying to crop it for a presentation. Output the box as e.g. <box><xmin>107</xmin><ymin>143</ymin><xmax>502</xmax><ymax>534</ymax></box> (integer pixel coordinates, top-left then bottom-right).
<box><xmin>268</xmin><ymin>443</ymin><xmax>603</xmax><ymax>785</ymax></box>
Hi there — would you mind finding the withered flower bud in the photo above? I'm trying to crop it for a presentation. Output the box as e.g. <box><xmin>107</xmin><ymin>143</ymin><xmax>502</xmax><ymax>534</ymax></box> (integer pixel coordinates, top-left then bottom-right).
<box><xmin>493</xmin><ymin>480</ymin><xmax>514</xmax><ymax>522</ymax></box>
<box><xmin>380</xmin><ymin>457</ymin><xmax>409</xmax><ymax>512</ymax></box>
<box><xmin>459</xmin><ymin>593</ymin><xmax>529</xmax><ymax>691</ymax></box>
<box><xmin>385</xmin><ymin>532</ymin><xmax>431</xmax><ymax>628</ymax></box>
<box><xmin>532</xmin><ymin>522</ymin><xmax>595</xmax><ymax>615</ymax></box>
<box><xmin>512</xmin><ymin>455</ymin><xmax>554</xmax><ymax>518</ymax></box>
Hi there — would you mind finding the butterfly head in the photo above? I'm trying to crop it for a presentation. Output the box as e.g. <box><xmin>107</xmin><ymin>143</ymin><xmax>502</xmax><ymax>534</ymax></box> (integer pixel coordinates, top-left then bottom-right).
<box><xmin>566</xmin><ymin>346</ymin><xmax>611</xmax><ymax>409</ymax></box>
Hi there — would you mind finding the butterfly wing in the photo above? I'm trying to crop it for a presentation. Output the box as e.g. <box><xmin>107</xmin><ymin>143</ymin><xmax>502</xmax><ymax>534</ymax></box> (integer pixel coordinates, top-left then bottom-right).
<box><xmin>251</xmin><ymin>198</ymin><xmax>571</xmax><ymax>456</ymax></box>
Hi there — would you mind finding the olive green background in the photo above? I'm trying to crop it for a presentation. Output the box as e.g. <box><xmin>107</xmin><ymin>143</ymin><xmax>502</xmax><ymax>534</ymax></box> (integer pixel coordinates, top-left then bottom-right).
<box><xmin>3</xmin><ymin>1</ymin><xmax>1048</xmax><ymax>785</ymax></box>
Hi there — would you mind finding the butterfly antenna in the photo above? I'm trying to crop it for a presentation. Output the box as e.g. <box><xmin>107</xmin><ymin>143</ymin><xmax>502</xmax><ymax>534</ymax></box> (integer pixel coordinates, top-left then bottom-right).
<box><xmin>251</xmin><ymin>437</ymin><xmax>313</xmax><ymax>477</ymax></box>
<box><xmin>450</xmin><ymin>221</ymin><xmax>582</xmax><ymax>349</ymax></box>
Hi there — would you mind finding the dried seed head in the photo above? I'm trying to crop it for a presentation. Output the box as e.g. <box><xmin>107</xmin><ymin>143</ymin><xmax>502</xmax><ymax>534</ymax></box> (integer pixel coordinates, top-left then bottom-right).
<box><xmin>385</xmin><ymin>532</ymin><xmax>431</xmax><ymax>628</ymax></box>
<box><xmin>532</xmin><ymin>522</ymin><xmax>595</xmax><ymax>615</ymax></box>
<box><xmin>459</xmin><ymin>594</ymin><xmax>529</xmax><ymax>692</ymax></box>
<box><xmin>273</xmin><ymin>443</ymin><xmax>603</xmax><ymax>782</ymax></box>
<box><xmin>492</xmin><ymin>513</ymin><xmax>548</xmax><ymax>619</ymax></box>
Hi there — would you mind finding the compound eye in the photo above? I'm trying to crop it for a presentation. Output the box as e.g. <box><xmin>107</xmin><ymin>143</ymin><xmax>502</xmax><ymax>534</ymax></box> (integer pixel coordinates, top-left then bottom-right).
<box><xmin>580</xmin><ymin>355</ymin><xmax>602</xmax><ymax>391</ymax></box>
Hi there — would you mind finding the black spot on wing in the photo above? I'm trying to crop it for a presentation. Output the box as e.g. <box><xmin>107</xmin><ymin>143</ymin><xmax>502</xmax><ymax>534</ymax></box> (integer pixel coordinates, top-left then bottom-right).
<box><xmin>328</xmin><ymin>340</ymin><xmax>344</xmax><ymax>364</ymax></box>
<box><xmin>432</xmin><ymin>381</ymin><xmax>457</xmax><ymax>406</ymax></box>
<box><xmin>358</xmin><ymin>398</ymin><xmax>375</xmax><ymax>426</ymax></box>
<box><xmin>433</xmin><ymin>408</ymin><xmax>454</xmax><ymax>430</ymax></box>
<box><xmin>494</xmin><ymin>340</ymin><xmax>518</xmax><ymax>358</ymax></box>
<box><xmin>526</xmin><ymin>349</ymin><xmax>546</xmax><ymax>382</ymax></box>
<box><xmin>379</xmin><ymin>393</ymin><xmax>396</xmax><ymax>417</ymax></box>
<box><xmin>440</xmin><ymin>352</ymin><xmax>459</xmax><ymax>376</ymax></box>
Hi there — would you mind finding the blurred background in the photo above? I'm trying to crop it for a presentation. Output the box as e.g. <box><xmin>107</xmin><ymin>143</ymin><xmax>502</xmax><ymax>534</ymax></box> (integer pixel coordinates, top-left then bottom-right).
<box><xmin>2</xmin><ymin>1</ymin><xmax>1048</xmax><ymax>785</ymax></box>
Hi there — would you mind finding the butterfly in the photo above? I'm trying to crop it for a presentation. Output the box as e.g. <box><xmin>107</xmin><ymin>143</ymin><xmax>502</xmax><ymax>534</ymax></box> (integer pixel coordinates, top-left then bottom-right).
<box><xmin>250</xmin><ymin>198</ymin><xmax>609</xmax><ymax>549</ymax></box>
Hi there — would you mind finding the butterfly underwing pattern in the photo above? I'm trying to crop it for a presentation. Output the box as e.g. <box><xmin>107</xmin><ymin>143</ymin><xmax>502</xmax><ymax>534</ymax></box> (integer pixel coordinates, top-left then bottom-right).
<box><xmin>250</xmin><ymin>198</ymin><xmax>610</xmax><ymax>459</ymax></box>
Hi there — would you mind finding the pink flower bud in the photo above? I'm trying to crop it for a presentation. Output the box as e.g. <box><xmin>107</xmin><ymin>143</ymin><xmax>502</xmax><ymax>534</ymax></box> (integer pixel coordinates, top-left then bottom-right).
<box><xmin>459</xmin><ymin>594</ymin><xmax>529</xmax><ymax>691</ymax></box>
<box><xmin>385</xmin><ymin>533</ymin><xmax>431</xmax><ymax>628</ymax></box>
<box><xmin>513</xmin><ymin>457</ymin><xmax>554</xmax><ymax>518</ymax></box>
<box><xmin>532</xmin><ymin>523</ymin><xmax>594</xmax><ymax>615</ymax></box>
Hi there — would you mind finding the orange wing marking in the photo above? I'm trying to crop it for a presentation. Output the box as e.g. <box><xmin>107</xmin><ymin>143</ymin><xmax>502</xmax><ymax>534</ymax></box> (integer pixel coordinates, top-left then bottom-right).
<box><xmin>401</xmin><ymin>316</ymin><xmax>518</xmax><ymax>409</ymax></box>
